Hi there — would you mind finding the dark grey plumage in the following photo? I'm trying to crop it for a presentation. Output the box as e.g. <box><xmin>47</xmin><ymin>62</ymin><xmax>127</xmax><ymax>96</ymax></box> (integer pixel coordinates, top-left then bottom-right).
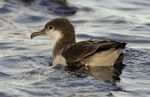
<box><xmin>31</xmin><ymin>18</ymin><xmax>126</xmax><ymax>67</ymax></box>
<box><xmin>62</xmin><ymin>40</ymin><xmax>126</xmax><ymax>65</ymax></box>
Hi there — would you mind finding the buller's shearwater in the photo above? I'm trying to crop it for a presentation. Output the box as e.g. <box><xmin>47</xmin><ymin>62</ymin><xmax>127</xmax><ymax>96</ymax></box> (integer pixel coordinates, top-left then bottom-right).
<box><xmin>31</xmin><ymin>18</ymin><xmax>126</xmax><ymax>67</ymax></box>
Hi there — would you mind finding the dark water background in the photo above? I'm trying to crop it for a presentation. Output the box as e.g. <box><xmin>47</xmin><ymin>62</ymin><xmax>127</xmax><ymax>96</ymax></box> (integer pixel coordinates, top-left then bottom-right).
<box><xmin>0</xmin><ymin>0</ymin><xmax>150</xmax><ymax>97</ymax></box>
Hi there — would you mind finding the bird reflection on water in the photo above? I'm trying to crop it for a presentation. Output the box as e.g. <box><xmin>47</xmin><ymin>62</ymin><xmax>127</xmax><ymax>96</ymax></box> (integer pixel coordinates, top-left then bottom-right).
<box><xmin>65</xmin><ymin>63</ymin><xmax>125</xmax><ymax>83</ymax></box>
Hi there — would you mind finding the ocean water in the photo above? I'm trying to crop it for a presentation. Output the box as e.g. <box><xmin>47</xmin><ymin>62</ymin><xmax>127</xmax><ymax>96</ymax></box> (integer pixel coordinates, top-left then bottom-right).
<box><xmin>0</xmin><ymin>0</ymin><xmax>150</xmax><ymax>97</ymax></box>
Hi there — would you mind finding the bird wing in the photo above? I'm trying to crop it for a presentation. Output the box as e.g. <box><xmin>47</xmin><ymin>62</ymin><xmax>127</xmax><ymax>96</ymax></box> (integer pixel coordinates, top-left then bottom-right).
<box><xmin>62</xmin><ymin>40</ymin><xmax>126</xmax><ymax>65</ymax></box>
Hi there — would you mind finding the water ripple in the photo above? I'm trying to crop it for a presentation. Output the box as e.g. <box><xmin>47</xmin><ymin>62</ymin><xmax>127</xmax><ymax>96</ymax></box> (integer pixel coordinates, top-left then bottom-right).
<box><xmin>0</xmin><ymin>0</ymin><xmax>150</xmax><ymax>97</ymax></box>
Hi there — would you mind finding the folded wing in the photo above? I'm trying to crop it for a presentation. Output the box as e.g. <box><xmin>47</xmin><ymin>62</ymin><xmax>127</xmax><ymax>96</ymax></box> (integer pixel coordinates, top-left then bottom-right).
<box><xmin>62</xmin><ymin>40</ymin><xmax>126</xmax><ymax>65</ymax></box>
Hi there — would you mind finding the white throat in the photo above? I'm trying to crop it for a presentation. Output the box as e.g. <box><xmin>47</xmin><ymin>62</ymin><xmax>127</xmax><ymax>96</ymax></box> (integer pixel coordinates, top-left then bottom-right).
<box><xmin>46</xmin><ymin>29</ymin><xmax>63</xmax><ymax>41</ymax></box>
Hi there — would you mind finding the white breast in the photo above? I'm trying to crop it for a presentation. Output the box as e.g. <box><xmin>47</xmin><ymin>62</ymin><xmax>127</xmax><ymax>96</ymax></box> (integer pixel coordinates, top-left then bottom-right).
<box><xmin>53</xmin><ymin>55</ymin><xmax>67</xmax><ymax>66</ymax></box>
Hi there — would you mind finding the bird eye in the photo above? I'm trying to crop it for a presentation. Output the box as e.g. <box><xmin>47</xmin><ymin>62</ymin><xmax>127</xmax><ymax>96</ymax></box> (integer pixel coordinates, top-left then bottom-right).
<box><xmin>48</xmin><ymin>25</ymin><xmax>53</xmax><ymax>29</ymax></box>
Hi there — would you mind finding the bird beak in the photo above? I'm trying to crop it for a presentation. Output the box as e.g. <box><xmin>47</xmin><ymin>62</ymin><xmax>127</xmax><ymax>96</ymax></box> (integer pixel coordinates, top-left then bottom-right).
<box><xmin>31</xmin><ymin>29</ymin><xmax>46</xmax><ymax>39</ymax></box>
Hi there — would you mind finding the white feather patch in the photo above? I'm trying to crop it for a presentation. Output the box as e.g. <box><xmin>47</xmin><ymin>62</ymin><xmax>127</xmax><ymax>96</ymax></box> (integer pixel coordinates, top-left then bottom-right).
<box><xmin>83</xmin><ymin>48</ymin><xmax>123</xmax><ymax>66</ymax></box>
<box><xmin>53</xmin><ymin>55</ymin><xmax>67</xmax><ymax>66</ymax></box>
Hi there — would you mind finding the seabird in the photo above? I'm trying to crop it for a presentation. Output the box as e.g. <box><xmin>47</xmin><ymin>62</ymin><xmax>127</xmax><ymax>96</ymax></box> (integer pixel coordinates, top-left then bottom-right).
<box><xmin>31</xmin><ymin>18</ymin><xmax>126</xmax><ymax>67</ymax></box>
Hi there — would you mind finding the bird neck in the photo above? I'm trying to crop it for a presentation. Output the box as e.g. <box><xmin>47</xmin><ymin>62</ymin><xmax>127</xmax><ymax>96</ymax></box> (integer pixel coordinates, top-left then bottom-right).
<box><xmin>52</xmin><ymin>34</ymin><xmax>76</xmax><ymax>59</ymax></box>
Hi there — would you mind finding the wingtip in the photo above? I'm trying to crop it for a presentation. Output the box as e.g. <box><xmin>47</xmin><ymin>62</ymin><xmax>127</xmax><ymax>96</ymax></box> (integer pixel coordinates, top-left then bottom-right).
<box><xmin>121</xmin><ymin>43</ymin><xmax>126</xmax><ymax>49</ymax></box>
<box><xmin>115</xmin><ymin>42</ymin><xmax>126</xmax><ymax>49</ymax></box>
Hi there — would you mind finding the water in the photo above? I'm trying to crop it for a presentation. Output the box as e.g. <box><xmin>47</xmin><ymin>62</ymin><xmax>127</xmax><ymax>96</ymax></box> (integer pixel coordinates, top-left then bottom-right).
<box><xmin>0</xmin><ymin>0</ymin><xmax>150</xmax><ymax>97</ymax></box>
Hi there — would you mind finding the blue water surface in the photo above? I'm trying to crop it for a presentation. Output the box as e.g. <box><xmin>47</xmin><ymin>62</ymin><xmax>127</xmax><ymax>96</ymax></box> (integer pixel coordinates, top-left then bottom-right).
<box><xmin>0</xmin><ymin>0</ymin><xmax>150</xmax><ymax>97</ymax></box>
